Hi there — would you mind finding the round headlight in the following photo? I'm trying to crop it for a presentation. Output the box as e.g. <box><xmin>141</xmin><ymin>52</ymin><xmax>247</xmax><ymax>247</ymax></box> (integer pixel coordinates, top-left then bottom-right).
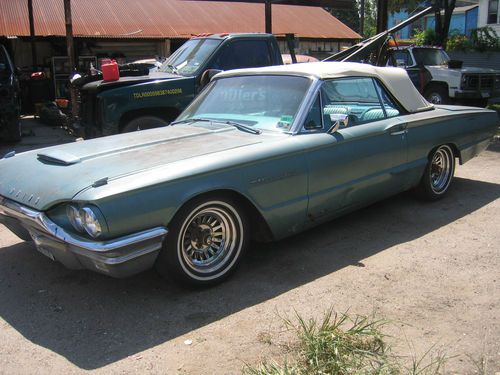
<box><xmin>80</xmin><ymin>207</ymin><xmax>102</xmax><ymax>238</ymax></box>
<box><xmin>66</xmin><ymin>204</ymin><xmax>84</xmax><ymax>232</ymax></box>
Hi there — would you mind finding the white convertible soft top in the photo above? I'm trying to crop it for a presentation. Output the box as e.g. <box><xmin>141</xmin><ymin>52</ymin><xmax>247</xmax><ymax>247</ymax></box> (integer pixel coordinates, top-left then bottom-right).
<box><xmin>216</xmin><ymin>62</ymin><xmax>433</xmax><ymax>113</ymax></box>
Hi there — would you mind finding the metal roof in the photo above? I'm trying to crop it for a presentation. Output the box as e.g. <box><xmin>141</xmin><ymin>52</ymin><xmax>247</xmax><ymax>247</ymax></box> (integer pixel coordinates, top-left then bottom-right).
<box><xmin>0</xmin><ymin>0</ymin><xmax>361</xmax><ymax>39</ymax></box>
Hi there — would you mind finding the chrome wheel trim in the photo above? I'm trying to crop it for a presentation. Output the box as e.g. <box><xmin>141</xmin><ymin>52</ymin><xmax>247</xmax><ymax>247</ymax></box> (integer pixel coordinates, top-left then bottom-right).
<box><xmin>430</xmin><ymin>146</ymin><xmax>453</xmax><ymax>194</ymax></box>
<box><xmin>428</xmin><ymin>92</ymin><xmax>443</xmax><ymax>104</ymax></box>
<box><xmin>177</xmin><ymin>201</ymin><xmax>243</xmax><ymax>281</ymax></box>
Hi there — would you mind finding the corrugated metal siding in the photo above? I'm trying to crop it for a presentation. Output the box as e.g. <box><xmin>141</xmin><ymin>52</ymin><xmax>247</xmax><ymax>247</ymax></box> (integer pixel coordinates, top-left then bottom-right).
<box><xmin>0</xmin><ymin>0</ymin><xmax>361</xmax><ymax>39</ymax></box>
<box><xmin>449</xmin><ymin>51</ymin><xmax>500</xmax><ymax>70</ymax></box>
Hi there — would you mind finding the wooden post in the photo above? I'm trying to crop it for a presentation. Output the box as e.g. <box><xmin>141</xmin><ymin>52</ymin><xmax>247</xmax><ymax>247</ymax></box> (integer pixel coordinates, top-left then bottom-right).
<box><xmin>27</xmin><ymin>0</ymin><xmax>37</xmax><ymax>66</ymax></box>
<box><xmin>376</xmin><ymin>0</ymin><xmax>388</xmax><ymax>34</ymax></box>
<box><xmin>285</xmin><ymin>34</ymin><xmax>297</xmax><ymax>63</ymax></box>
<box><xmin>63</xmin><ymin>0</ymin><xmax>78</xmax><ymax>117</ymax></box>
<box><xmin>265</xmin><ymin>0</ymin><xmax>272</xmax><ymax>34</ymax></box>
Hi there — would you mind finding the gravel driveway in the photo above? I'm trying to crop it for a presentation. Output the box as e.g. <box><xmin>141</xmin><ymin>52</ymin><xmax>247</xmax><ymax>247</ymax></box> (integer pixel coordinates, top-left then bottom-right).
<box><xmin>0</xmin><ymin>122</ymin><xmax>499</xmax><ymax>374</ymax></box>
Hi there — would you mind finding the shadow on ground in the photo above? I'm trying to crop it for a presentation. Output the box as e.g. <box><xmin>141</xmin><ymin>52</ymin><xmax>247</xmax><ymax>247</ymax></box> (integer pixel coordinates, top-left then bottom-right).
<box><xmin>0</xmin><ymin>176</ymin><xmax>498</xmax><ymax>369</ymax></box>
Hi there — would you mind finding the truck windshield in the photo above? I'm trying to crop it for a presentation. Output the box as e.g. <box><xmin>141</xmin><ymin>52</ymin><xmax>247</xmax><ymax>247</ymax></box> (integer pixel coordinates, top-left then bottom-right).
<box><xmin>176</xmin><ymin>75</ymin><xmax>312</xmax><ymax>133</ymax></box>
<box><xmin>159</xmin><ymin>38</ymin><xmax>221</xmax><ymax>76</ymax></box>
<box><xmin>412</xmin><ymin>48</ymin><xmax>450</xmax><ymax>66</ymax></box>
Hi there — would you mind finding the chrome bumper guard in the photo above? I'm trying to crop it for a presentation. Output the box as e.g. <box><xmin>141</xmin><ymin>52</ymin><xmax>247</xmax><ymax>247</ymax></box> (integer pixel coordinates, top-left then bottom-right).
<box><xmin>0</xmin><ymin>196</ymin><xmax>168</xmax><ymax>278</ymax></box>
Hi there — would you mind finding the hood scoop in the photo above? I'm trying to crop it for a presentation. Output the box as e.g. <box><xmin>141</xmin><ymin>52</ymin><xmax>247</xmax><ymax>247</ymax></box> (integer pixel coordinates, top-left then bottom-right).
<box><xmin>37</xmin><ymin>151</ymin><xmax>81</xmax><ymax>165</ymax></box>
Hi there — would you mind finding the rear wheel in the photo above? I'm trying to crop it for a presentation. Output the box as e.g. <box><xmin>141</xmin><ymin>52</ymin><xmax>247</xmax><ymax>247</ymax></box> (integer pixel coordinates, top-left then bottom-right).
<box><xmin>121</xmin><ymin>115</ymin><xmax>168</xmax><ymax>133</ymax></box>
<box><xmin>415</xmin><ymin>145</ymin><xmax>455</xmax><ymax>200</ymax></box>
<box><xmin>155</xmin><ymin>196</ymin><xmax>249</xmax><ymax>286</ymax></box>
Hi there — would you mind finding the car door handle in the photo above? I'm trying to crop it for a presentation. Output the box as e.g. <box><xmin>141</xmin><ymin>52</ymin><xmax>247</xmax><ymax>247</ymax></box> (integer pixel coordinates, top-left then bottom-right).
<box><xmin>387</xmin><ymin>123</ymin><xmax>407</xmax><ymax>136</ymax></box>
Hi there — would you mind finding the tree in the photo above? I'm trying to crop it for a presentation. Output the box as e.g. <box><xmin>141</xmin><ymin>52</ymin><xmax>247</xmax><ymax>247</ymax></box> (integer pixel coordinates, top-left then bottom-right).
<box><xmin>328</xmin><ymin>0</ymin><xmax>378</xmax><ymax>37</ymax></box>
<box><xmin>388</xmin><ymin>0</ymin><xmax>457</xmax><ymax>47</ymax></box>
<box><xmin>329</xmin><ymin>1</ymin><xmax>360</xmax><ymax>35</ymax></box>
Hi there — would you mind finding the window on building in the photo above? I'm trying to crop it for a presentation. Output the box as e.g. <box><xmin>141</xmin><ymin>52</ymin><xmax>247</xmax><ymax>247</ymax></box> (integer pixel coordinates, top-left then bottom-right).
<box><xmin>488</xmin><ymin>0</ymin><xmax>498</xmax><ymax>24</ymax></box>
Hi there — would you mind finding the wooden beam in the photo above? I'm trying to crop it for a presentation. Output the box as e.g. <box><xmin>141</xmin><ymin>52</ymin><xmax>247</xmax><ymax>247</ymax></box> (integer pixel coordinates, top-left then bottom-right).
<box><xmin>63</xmin><ymin>0</ymin><xmax>78</xmax><ymax>116</ymax></box>
<box><xmin>265</xmin><ymin>0</ymin><xmax>272</xmax><ymax>33</ymax></box>
<box><xmin>27</xmin><ymin>0</ymin><xmax>37</xmax><ymax>66</ymax></box>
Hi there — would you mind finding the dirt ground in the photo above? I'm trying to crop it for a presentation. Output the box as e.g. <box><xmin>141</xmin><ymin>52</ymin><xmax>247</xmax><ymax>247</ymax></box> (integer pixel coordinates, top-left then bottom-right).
<box><xmin>0</xmin><ymin>119</ymin><xmax>499</xmax><ymax>374</ymax></box>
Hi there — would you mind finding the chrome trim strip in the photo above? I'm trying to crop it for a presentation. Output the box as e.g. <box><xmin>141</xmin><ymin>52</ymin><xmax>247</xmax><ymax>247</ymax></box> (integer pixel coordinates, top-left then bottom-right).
<box><xmin>0</xmin><ymin>196</ymin><xmax>168</xmax><ymax>255</ymax></box>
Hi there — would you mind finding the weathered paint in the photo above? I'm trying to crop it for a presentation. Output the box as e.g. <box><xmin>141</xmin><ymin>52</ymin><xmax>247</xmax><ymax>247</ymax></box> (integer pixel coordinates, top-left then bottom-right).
<box><xmin>0</xmin><ymin>82</ymin><xmax>497</xmax><ymax>244</ymax></box>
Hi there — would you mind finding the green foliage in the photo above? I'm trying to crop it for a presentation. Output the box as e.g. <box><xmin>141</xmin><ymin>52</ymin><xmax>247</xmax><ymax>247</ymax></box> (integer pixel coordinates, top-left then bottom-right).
<box><xmin>389</xmin><ymin>0</ymin><xmax>419</xmax><ymax>13</ymax></box>
<box><xmin>363</xmin><ymin>0</ymin><xmax>378</xmax><ymax>37</ymax></box>
<box><xmin>446</xmin><ymin>34</ymin><xmax>472</xmax><ymax>51</ymax></box>
<box><xmin>329</xmin><ymin>1</ymin><xmax>360</xmax><ymax>35</ymax></box>
<box><xmin>414</xmin><ymin>29</ymin><xmax>439</xmax><ymax>46</ymax></box>
<box><xmin>470</xmin><ymin>27</ymin><xmax>500</xmax><ymax>52</ymax></box>
<box><xmin>243</xmin><ymin>310</ymin><xmax>448</xmax><ymax>375</ymax></box>
<box><xmin>328</xmin><ymin>0</ymin><xmax>378</xmax><ymax>37</ymax></box>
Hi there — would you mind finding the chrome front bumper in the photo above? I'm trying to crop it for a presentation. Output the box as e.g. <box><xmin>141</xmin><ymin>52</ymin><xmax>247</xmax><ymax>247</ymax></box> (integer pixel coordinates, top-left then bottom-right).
<box><xmin>0</xmin><ymin>196</ymin><xmax>168</xmax><ymax>278</ymax></box>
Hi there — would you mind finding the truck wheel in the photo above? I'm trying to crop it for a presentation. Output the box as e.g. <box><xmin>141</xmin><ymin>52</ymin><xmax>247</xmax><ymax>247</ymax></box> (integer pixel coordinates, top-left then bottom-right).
<box><xmin>121</xmin><ymin>116</ymin><xmax>167</xmax><ymax>133</ymax></box>
<box><xmin>155</xmin><ymin>196</ymin><xmax>249</xmax><ymax>286</ymax></box>
<box><xmin>424</xmin><ymin>85</ymin><xmax>450</xmax><ymax>105</ymax></box>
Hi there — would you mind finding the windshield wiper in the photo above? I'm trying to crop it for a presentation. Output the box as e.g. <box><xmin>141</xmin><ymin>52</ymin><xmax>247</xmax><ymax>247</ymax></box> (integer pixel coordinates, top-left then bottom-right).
<box><xmin>171</xmin><ymin>118</ymin><xmax>261</xmax><ymax>134</ymax></box>
<box><xmin>170</xmin><ymin>118</ymin><xmax>212</xmax><ymax>125</ymax></box>
<box><xmin>166</xmin><ymin>64</ymin><xmax>178</xmax><ymax>74</ymax></box>
<box><xmin>218</xmin><ymin>120</ymin><xmax>261</xmax><ymax>135</ymax></box>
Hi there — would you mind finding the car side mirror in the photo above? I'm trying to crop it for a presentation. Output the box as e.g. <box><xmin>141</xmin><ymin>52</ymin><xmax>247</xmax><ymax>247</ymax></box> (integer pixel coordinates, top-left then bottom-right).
<box><xmin>0</xmin><ymin>63</ymin><xmax>6</xmax><ymax>72</ymax></box>
<box><xmin>327</xmin><ymin>114</ymin><xmax>349</xmax><ymax>134</ymax></box>
<box><xmin>200</xmin><ymin>69</ymin><xmax>222</xmax><ymax>88</ymax></box>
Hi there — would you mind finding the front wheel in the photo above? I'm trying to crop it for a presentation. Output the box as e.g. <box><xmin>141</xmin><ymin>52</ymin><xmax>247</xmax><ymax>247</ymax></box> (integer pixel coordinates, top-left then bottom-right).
<box><xmin>424</xmin><ymin>85</ymin><xmax>450</xmax><ymax>105</ymax></box>
<box><xmin>155</xmin><ymin>196</ymin><xmax>249</xmax><ymax>286</ymax></box>
<box><xmin>414</xmin><ymin>145</ymin><xmax>455</xmax><ymax>200</ymax></box>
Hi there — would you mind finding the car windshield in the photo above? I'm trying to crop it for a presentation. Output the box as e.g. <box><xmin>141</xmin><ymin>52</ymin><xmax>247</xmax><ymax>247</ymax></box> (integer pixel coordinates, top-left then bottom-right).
<box><xmin>159</xmin><ymin>38</ymin><xmax>221</xmax><ymax>76</ymax></box>
<box><xmin>412</xmin><ymin>48</ymin><xmax>450</xmax><ymax>66</ymax></box>
<box><xmin>175</xmin><ymin>75</ymin><xmax>312</xmax><ymax>133</ymax></box>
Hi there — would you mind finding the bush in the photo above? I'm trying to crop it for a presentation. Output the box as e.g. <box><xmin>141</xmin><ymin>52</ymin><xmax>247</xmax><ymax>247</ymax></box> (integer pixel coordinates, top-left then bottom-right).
<box><xmin>470</xmin><ymin>26</ymin><xmax>500</xmax><ymax>51</ymax></box>
<box><xmin>446</xmin><ymin>34</ymin><xmax>472</xmax><ymax>51</ymax></box>
<box><xmin>414</xmin><ymin>29</ymin><xmax>439</xmax><ymax>47</ymax></box>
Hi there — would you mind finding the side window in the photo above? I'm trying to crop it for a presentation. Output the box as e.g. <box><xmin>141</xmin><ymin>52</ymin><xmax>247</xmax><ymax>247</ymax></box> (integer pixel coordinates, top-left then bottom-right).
<box><xmin>373</xmin><ymin>80</ymin><xmax>401</xmax><ymax>118</ymax></box>
<box><xmin>320</xmin><ymin>77</ymin><xmax>386</xmax><ymax>126</ymax></box>
<box><xmin>211</xmin><ymin>40</ymin><xmax>271</xmax><ymax>71</ymax></box>
<box><xmin>388</xmin><ymin>50</ymin><xmax>414</xmax><ymax>67</ymax></box>
<box><xmin>304</xmin><ymin>94</ymin><xmax>322</xmax><ymax>130</ymax></box>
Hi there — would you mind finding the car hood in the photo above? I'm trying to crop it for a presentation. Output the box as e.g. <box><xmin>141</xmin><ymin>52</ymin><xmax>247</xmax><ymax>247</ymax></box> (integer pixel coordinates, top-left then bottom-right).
<box><xmin>82</xmin><ymin>71</ymin><xmax>190</xmax><ymax>93</ymax></box>
<box><xmin>0</xmin><ymin>124</ymin><xmax>283</xmax><ymax>210</ymax></box>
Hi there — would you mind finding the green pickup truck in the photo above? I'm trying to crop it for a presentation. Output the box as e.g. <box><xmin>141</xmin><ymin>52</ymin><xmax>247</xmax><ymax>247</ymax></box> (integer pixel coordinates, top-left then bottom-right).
<box><xmin>0</xmin><ymin>44</ymin><xmax>21</xmax><ymax>142</ymax></box>
<box><xmin>79</xmin><ymin>33</ymin><xmax>283</xmax><ymax>137</ymax></box>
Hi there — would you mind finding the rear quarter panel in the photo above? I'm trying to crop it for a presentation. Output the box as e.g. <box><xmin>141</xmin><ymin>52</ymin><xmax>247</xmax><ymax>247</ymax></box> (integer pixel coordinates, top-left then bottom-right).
<box><xmin>403</xmin><ymin>106</ymin><xmax>498</xmax><ymax>186</ymax></box>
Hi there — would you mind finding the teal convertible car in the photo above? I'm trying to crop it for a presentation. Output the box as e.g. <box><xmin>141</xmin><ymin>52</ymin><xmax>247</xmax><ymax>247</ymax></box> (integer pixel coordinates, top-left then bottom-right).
<box><xmin>0</xmin><ymin>62</ymin><xmax>497</xmax><ymax>285</ymax></box>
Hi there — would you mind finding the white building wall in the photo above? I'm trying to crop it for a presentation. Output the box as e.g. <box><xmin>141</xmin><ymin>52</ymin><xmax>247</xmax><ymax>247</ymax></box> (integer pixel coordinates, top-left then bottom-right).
<box><xmin>478</xmin><ymin>0</ymin><xmax>500</xmax><ymax>33</ymax></box>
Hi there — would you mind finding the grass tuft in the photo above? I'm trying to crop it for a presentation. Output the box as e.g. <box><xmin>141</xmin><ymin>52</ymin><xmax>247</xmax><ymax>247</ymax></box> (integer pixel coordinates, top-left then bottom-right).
<box><xmin>243</xmin><ymin>309</ymin><xmax>448</xmax><ymax>375</ymax></box>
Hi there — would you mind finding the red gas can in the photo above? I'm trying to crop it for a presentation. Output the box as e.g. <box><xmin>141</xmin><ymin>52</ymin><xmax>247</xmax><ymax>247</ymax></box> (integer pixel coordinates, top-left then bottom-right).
<box><xmin>101</xmin><ymin>59</ymin><xmax>120</xmax><ymax>82</ymax></box>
